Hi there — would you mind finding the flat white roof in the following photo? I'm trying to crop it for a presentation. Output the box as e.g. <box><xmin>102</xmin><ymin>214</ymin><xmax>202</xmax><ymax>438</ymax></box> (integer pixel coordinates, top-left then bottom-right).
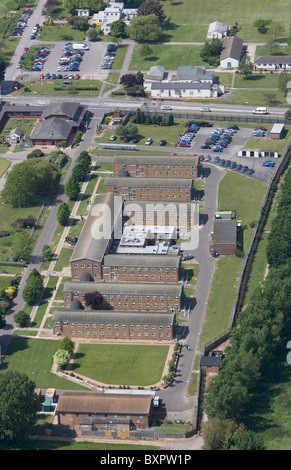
<box><xmin>271</xmin><ymin>123</ymin><xmax>284</xmax><ymax>133</ymax></box>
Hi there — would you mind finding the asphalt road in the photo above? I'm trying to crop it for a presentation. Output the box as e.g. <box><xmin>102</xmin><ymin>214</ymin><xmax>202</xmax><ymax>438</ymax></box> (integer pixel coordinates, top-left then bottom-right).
<box><xmin>158</xmin><ymin>164</ymin><xmax>225</xmax><ymax>413</ymax></box>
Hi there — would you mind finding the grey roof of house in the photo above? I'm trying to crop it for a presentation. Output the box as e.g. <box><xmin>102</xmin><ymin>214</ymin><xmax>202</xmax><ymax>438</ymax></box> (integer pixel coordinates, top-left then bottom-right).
<box><xmin>170</xmin><ymin>65</ymin><xmax>215</xmax><ymax>82</ymax></box>
<box><xmin>63</xmin><ymin>281</ymin><xmax>182</xmax><ymax>296</ymax></box>
<box><xmin>70</xmin><ymin>192</ymin><xmax>123</xmax><ymax>263</ymax></box>
<box><xmin>208</xmin><ymin>21</ymin><xmax>228</xmax><ymax>33</ymax></box>
<box><xmin>254</xmin><ymin>56</ymin><xmax>291</xmax><ymax>65</ymax></box>
<box><xmin>200</xmin><ymin>355</ymin><xmax>221</xmax><ymax>366</ymax></box>
<box><xmin>103</xmin><ymin>254</ymin><xmax>181</xmax><ymax>268</ymax></box>
<box><xmin>104</xmin><ymin>177</ymin><xmax>192</xmax><ymax>188</ymax></box>
<box><xmin>220</xmin><ymin>36</ymin><xmax>243</xmax><ymax>61</ymax></box>
<box><xmin>9</xmin><ymin>127</ymin><xmax>23</xmax><ymax>137</ymax></box>
<box><xmin>30</xmin><ymin>116</ymin><xmax>74</xmax><ymax>140</ymax></box>
<box><xmin>213</xmin><ymin>219</ymin><xmax>237</xmax><ymax>244</ymax></box>
<box><xmin>147</xmin><ymin>65</ymin><xmax>165</xmax><ymax>80</ymax></box>
<box><xmin>113</xmin><ymin>155</ymin><xmax>198</xmax><ymax>165</ymax></box>
<box><xmin>53</xmin><ymin>310</ymin><xmax>175</xmax><ymax>325</ymax></box>
<box><xmin>41</xmin><ymin>102</ymin><xmax>86</xmax><ymax>122</ymax></box>
<box><xmin>151</xmin><ymin>81</ymin><xmax>212</xmax><ymax>91</ymax></box>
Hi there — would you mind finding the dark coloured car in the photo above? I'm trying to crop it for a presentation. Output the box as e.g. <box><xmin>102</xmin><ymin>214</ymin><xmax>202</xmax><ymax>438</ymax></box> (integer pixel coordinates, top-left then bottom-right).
<box><xmin>214</xmin><ymin>156</ymin><xmax>220</xmax><ymax>163</ymax></box>
<box><xmin>224</xmin><ymin>160</ymin><xmax>231</xmax><ymax>167</ymax></box>
<box><xmin>247</xmin><ymin>169</ymin><xmax>255</xmax><ymax>175</ymax></box>
<box><xmin>219</xmin><ymin>159</ymin><xmax>226</xmax><ymax>166</ymax></box>
<box><xmin>230</xmin><ymin>161</ymin><xmax>237</xmax><ymax>169</ymax></box>
<box><xmin>236</xmin><ymin>164</ymin><xmax>242</xmax><ymax>171</ymax></box>
<box><xmin>241</xmin><ymin>165</ymin><xmax>249</xmax><ymax>173</ymax></box>
<box><xmin>160</xmin><ymin>139</ymin><xmax>167</xmax><ymax>146</ymax></box>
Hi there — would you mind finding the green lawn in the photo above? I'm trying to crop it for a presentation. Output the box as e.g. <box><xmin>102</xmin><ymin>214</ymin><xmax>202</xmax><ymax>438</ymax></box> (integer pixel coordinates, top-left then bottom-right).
<box><xmin>234</xmin><ymin>73</ymin><xmax>280</xmax><ymax>89</ymax></box>
<box><xmin>37</xmin><ymin>24</ymin><xmax>86</xmax><ymax>42</ymax></box>
<box><xmin>54</xmin><ymin>247</ymin><xmax>74</xmax><ymax>272</ymax></box>
<box><xmin>218</xmin><ymin>171</ymin><xmax>267</xmax><ymax>226</ymax></box>
<box><xmin>0</xmin><ymin>157</ymin><xmax>10</xmax><ymax>177</ymax></box>
<box><xmin>73</xmin><ymin>343</ymin><xmax>169</xmax><ymax>386</ymax></box>
<box><xmin>0</xmin><ymin>118</ymin><xmax>37</xmax><ymax>137</ymax></box>
<box><xmin>255</xmin><ymin>44</ymin><xmax>291</xmax><ymax>57</ymax></box>
<box><xmin>245</xmin><ymin>127</ymin><xmax>291</xmax><ymax>153</ymax></box>
<box><xmin>96</xmin><ymin>118</ymin><xmax>189</xmax><ymax>147</ymax></box>
<box><xmin>111</xmin><ymin>44</ymin><xmax>128</xmax><ymax>69</ymax></box>
<box><xmin>0</xmin><ymin>337</ymin><xmax>86</xmax><ymax>390</ymax></box>
<box><xmin>161</xmin><ymin>0</ymin><xmax>291</xmax><ymax>43</ymax></box>
<box><xmin>129</xmin><ymin>44</ymin><xmax>213</xmax><ymax>71</ymax></box>
<box><xmin>3</xmin><ymin>440</ymin><xmax>159</xmax><ymax>451</ymax></box>
<box><xmin>19</xmin><ymin>79</ymin><xmax>102</xmax><ymax>97</ymax></box>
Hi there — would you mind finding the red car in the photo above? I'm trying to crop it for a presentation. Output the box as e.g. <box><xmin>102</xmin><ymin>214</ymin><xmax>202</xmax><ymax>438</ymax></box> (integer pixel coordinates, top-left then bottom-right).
<box><xmin>39</xmin><ymin>74</ymin><xmax>44</xmax><ymax>79</ymax></box>
<box><xmin>74</xmin><ymin>73</ymin><xmax>80</xmax><ymax>79</ymax></box>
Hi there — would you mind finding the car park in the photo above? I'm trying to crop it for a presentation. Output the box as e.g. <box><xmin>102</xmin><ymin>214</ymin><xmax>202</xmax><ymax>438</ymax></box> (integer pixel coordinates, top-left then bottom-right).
<box><xmin>224</xmin><ymin>160</ymin><xmax>231</xmax><ymax>167</ymax></box>
<box><xmin>219</xmin><ymin>159</ymin><xmax>226</xmax><ymax>166</ymax></box>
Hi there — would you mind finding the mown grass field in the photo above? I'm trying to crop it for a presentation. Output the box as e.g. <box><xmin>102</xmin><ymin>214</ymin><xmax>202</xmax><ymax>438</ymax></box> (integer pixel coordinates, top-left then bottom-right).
<box><xmin>161</xmin><ymin>0</ymin><xmax>290</xmax><ymax>43</ymax></box>
<box><xmin>73</xmin><ymin>343</ymin><xmax>169</xmax><ymax>386</ymax></box>
<box><xmin>0</xmin><ymin>337</ymin><xmax>85</xmax><ymax>390</ymax></box>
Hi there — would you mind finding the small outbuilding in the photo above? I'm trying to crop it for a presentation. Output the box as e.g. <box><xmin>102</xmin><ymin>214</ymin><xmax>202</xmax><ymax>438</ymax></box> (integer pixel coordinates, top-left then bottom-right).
<box><xmin>211</xmin><ymin>218</ymin><xmax>237</xmax><ymax>255</ymax></box>
<box><xmin>270</xmin><ymin>123</ymin><xmax>285</xmax><ymax>140</ymax></box>
<box><xmin>200</xmin><ymin>355</ymin><xmax>222</xmax><ymax>372</ymax></box>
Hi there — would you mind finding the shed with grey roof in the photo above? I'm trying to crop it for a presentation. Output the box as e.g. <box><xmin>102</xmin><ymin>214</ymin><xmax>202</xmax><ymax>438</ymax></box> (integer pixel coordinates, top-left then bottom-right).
<box><xmin>211</xmin><ymin>219</ymin><xmax>237</xmax><ymax>255</ymax></box>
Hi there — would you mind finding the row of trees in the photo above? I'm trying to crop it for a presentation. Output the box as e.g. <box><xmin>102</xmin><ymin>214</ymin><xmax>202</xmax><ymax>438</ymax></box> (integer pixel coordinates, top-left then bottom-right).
<box><xmin>132</xmin><ymin>108</ymin><xmax>175</xmax><ymax>126</ymax></box>
<box><xmin>202</xmin><ymin>163</ymin><xmax>291</xmax><ymax>449</ymax></box>
<box><xmin>65</xmin><ymin>151</ymin><xmax>92</xmax><ymax>200</ymax></box>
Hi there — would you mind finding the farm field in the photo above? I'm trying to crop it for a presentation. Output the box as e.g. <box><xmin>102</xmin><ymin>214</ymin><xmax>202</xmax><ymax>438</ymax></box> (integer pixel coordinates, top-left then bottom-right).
<box><xmin>73</xmin><ymin>343</ymin><xmax>170</xmax><ymax>387</ymax></box>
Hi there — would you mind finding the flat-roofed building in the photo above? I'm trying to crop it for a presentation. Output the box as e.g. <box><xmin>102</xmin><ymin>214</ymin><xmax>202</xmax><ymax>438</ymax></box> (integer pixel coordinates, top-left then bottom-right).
<box><xmin>63</xmin><ymin>281</ymin><xmax>182</xmax><ymax>312</ymax></box>
<box><xmin>104</xmin><ymin>177</ymin><xmax>193</xmax><ymax>202</ymax></box>
<box><xmin>113</xmin><ymin>155</ymin><xmax>199</xmax><ymax>179</ymax></box>
<box><xmin>52</xmin><ymin>310</ymin><xmax>175</xmax><ymax>341</ymax></box>
<box><xmin>70</xmin><ymin>192</ymin><xmax>123</xmax><ymax>281</ymax></box>
<box><xmin>102</xmin><ymin>254</ymin><xmax>181</xmax><ymax>283</ymax></box>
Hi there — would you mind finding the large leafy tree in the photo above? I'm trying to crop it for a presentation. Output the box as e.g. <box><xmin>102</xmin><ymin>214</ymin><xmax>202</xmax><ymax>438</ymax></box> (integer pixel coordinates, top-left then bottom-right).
<box><xmin>137</xmin><ymin>0</ymin><xmax>166</xmax><ymax>24</ymax></box>
<box><xmin>127</xmin><ymin>14</ymin><xmax>161</xmax><ymax>42</ymax></box>
<box><xmin>22</xmin><ymin>269</ymin><xmax>44</xmax><ymax>305</ymax></box>
<box><xmin>57</xmin><ymin>202</ymin><xmax>71</xmax><ymax>226</ymax></box>
<box><xmin>2</xmin><ymin>159</ymin><xmax>56</xmax><ymax>207</ymax></box>
<box><xmin>0</xmin><ymin>371</ymin><xmax>40</xmax><ymax>444</ymax></box>
<box><xmin>65</xmin><ymin>176</ymin><xmax>80</xmax><ymax>200</ymax></box>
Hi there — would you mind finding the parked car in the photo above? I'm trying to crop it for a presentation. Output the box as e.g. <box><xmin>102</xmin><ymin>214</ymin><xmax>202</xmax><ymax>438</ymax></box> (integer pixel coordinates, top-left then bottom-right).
<box><xmin>204</xmin><ymin>155</ymin><xmax>211</xmax><ymax>161</ymax></box>
<box><xmin>159</xmin><ymin>139</ymin><xmax>167</xmax><ymax>146</ymax></box>
<box><xmin>236</xmin><ymin>164</ymin><xmax>242</xmax><ymax>171</ymax></box>
<box><xmin>241</xmin><ymin>165</ymin><xmax>249</xmax><ymax>173</ymax></box>
<box><xmin>110</xmin><ymin>135</ymin><xmax>116</xmax><ymax>141</ymax></box>
<box><xmin>74</xmin><ymin>73</ymin><xmax>80</xmax><ymax>79</ymax></box>
<box><xmin>230</xmin><ymin>161</ymin><xmax>237</xmax><ymax>169</ymax></box>
<box><xmin>224</xmin><ymin>160</ymin><xmax>231</xmax><ymax>167</ymax></box>
<box><xmin>247</xmin><ymin>169</ymin><xmax>255</xmax><ymax>175</ymax></box>
<box><xmin>219</xmin><ymin>159</ymin><xmax>226</xmax><ymax>166</ymax></box>
<box><xmin>213</xmin><ymin>146</ymin><xmax>222</xmax><ymax>152</ymax></box>
<box><xmin>200</xmin><ymin>107</ymin><xmax>211</xmax><ymax>112</ymax></box>
<box><xmin>262</xmin><ymin>160</ymin><xmax>275</xmax><ymax>167</ymax></box>
<box><xmin>145</xmin><ymin>137</ymin><xmax>153</xmax><ymax>145</ymax></box>
<box><xmin>214</xmin><ymin>156</ymin><xmax>220</xmax><ymax>163</ymax></box>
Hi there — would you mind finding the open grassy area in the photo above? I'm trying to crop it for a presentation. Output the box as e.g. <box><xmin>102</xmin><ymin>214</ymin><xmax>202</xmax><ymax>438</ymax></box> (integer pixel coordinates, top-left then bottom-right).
<box><xmin>96</xmin><ymin>118</ymin><xmax>189</xmax><ymax>147</ymax></box>
<box><xmin>0</xmin><ymin>118</ymin><xmax>37</xmax><ymax>137</ymax></box>
<box><xmin>73</xmin><ymin>343</ymin><xmax>169</xmax><ymax>386</ymax></box>
<box><xmin>3</xmin><ymin>439</ymin><xmax>160</xmax><ymax>451</ymax></box>
<box><xmin>0</xmin><ymin>157</ymin><xmax>10</xmax><ymax>177</ymax></box>
<box><xmin>0</xmin><ymin>337</ymin><xmax>85</xmax><ymax>390</ymax></box>
<box><xmin>130</xmin><ymin>44</ymin><xmax>213</xmax><ymax>71</ymax></box>
<box><xmin>234</xmin><ymin>73</ymin><xmax>280</xmax><ymax>89</ymax></box>
<box><xmin>37</xmin><ymin>24</ymin><xmax>86</xmax><ymax>42</ymax></box>
<box><xmin>161</xmin><ymin>0</ymin><xmax>291</xmax><ymax>43</ymax></box>
<box><xmin>18</xmin><ymin>79</ymin><xmax>102</xmax><ymax>97</ymax></box>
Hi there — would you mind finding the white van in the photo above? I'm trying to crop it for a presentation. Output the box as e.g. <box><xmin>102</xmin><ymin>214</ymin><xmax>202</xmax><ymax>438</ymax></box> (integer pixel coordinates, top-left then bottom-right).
<box><xmin>253</xmin><ymin>107</ymin><xmax>267</xmax><ymax>114</ymax></box>
<box><xmin>72</xmin><ymin>43</ymin><xmax>89</xmax><ymax>50</ymax></box>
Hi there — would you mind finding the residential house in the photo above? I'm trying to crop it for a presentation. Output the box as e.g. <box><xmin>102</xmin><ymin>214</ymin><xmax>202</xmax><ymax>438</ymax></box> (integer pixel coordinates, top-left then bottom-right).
<box><xmin>150</xmin><ymin>81</ymin><xmax>218</xmax><ymax>99</ymax></box>
<box><xmin>220</xmin><ymin>36</ymin><xmax>244</xmax><ymax>68</ymax></box>
<box><xmin>6</xmin><ymin>127</ymin><xmax>23</xmax><ymax>144</ymax></box>
<box><xmin>254</xmin><ymin>56</ymin><xmax>291</xmax><ymax>70</ymax></box>
<box><xmin>75</xmin><ymin>8</ymin><xmax>90</xmax><ymax>16</ymax></box>
<box><xmin>207</xmin><ymin>21</ymin><xmax>228</xmax><ymax>39</ymax></box>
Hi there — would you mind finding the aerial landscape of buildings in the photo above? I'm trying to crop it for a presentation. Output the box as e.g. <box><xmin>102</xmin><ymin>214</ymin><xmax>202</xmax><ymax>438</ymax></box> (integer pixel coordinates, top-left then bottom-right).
<box><xmin>0</xmin><ymin>0</ymin><xmax>290</xmax><ymax>454</ymax></box>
